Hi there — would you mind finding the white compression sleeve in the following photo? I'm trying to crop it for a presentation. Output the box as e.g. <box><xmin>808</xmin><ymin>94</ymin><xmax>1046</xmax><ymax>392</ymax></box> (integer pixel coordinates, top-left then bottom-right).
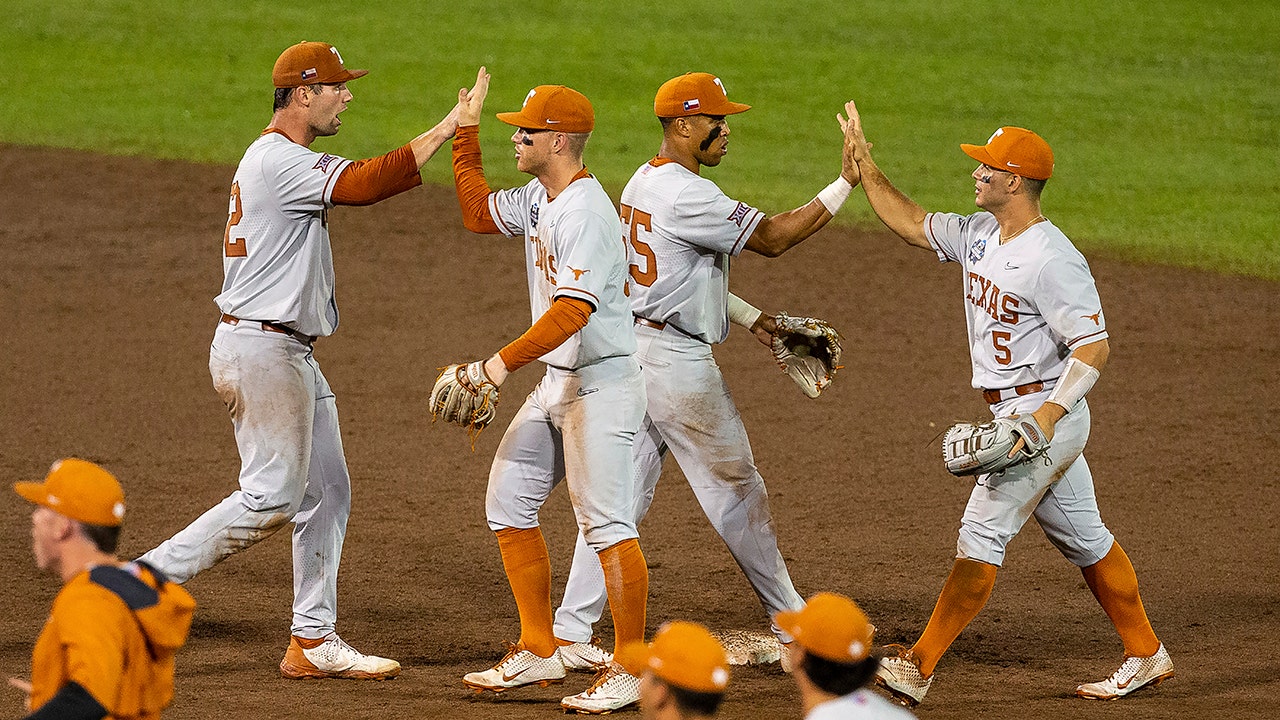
<box><xmin>727</xmin><ymin>292</ymin><xmax>763</xmax><ymax>329</ymax></box>
<box><xmin>1047</xmin><ymin>357</ymin><xmax>1101</xmax><ymax>412</ymax></box>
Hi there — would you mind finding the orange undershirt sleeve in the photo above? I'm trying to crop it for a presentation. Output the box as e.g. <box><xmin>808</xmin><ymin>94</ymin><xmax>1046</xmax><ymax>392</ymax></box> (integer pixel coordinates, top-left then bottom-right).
<box><xmin>331</xmin><ymin>143</ymin><xmax>422</xmax><ymax>206</ymax></box>
<box><xmin>498</xmin><ymin>297</ymin><xmax>593</xmax><ymax>371</ymax></box>
<box><xmin>452</xmin><ymin>126</ymin><xmax>503</xmax><ymax>234</ymax></box>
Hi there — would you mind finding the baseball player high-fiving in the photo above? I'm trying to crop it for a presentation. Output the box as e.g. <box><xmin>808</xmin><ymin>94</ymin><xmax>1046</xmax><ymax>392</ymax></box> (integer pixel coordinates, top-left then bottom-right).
<box><xmin>139</xmin><ymin>42</ymin><xmax>461</xmax><ymax>679</ymax></box>
<box><xmin>838</xmin><ymin>103</ymin><xmax>1172</xmax><ymax>706</ymax></box>
<box><xmin>444</xmin><ymin>68</ymin><xmax>650</xmax><ymax>714</ymax></box>
<box><xmin>551</xmin><ymin>72</ymin><xmax>859</xmax><ymax>671</ymax></box>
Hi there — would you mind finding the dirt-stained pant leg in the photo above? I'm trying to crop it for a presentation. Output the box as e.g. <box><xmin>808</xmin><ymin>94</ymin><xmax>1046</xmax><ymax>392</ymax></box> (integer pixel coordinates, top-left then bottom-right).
<box><xmin>140</xmin><ymin>322</ymin><xmax>313</xmax><ymax>583</ymax></box>
<box><xmin>553</xmin><ymin>326</ymin><xmax>802</xmax><ymax>642</ymax></box>
<box><xmin>290</xmin><ymin>357</ymin><xmax>353</xmax><ymax>638</ymax></box>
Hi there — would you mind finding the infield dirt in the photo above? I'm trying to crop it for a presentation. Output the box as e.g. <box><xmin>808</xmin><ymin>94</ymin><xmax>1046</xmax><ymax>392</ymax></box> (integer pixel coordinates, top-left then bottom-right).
<box><xmin>2</xmin><ymin>145</ymin><xmax>1277</xmax><ymax>719</ymax></box>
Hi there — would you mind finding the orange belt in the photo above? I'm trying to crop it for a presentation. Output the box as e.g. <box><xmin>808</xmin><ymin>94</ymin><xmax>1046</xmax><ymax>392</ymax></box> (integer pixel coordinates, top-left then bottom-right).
<box><xmin>220</xmin><ymin>313</ymin><xmax>316</xmax><ymax>344</ymax></box>
<box><xmin>633</xmin><ymin>316</ymin><xmax>667</xmax><ymax>331</ymax></box>
<box><xmin>982</xmin><ymin>381</ymin><xmax>1044</xmax><ymax>405</ymax></box>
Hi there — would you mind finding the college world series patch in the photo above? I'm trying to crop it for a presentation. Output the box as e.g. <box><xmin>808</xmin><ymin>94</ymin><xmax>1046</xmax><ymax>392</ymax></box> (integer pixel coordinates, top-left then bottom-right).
<box><xmin>968</xmin><ymin>237</ymin><xmax>987</xmax><ymax>263</ymax></box>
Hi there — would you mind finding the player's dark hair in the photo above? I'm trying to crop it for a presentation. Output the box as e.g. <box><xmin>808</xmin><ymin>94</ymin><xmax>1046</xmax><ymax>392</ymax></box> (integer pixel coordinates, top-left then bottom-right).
<box><xmin>801</xmin><ymin>654</ymin><xmax>878</xmax><ymax>697</ymax></box>
<box><xmin>663</xmin><ymin>679</ymin><xmax>725</xmax><ymax>717</ymax></box>
<box><xmin>1021</xmin><ymin>176</ymin><xmax>1047</xmax><ymax>199</ymax></box>
<box><xmin>78</xmin><ymin>521</ymin><xmax>121</xmax><ymax>554</ymax></box>
<box><xmin>273</xmin><ymin>87</ymin><xmax>294</xmax><ymax>112</ymax></box>
<box><xmin>273</xmin><ymin>84</ymin><xmax>323</xmax><ymax>112</ymax></box>
<box><xmin>659</xmin><ymin>116</ymin><xmax>677</xmax><ymax>131</ymax></box>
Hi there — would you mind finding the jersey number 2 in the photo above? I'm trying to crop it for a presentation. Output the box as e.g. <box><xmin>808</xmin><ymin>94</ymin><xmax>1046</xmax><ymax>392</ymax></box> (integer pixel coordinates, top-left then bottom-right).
<box><xmin>620</xmin><ymin>204</ymin><xmax>656</xmax><ymax>287</ymax></box>
<box><xmin>223</xmin><ymin>182</ymin><xmax>247</xmax><ymax>258</ymax></box>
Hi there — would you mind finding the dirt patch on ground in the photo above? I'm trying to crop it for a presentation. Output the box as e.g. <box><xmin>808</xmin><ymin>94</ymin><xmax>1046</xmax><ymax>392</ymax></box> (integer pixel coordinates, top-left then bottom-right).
<box><xmin>2</xmin><ymin>144</ymin><xmax>1277</xmax><ymax>719</ymax></box>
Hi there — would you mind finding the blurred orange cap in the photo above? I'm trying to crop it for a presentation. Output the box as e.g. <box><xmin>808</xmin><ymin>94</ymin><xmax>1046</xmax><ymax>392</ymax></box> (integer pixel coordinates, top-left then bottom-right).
<box><xmin>774</xmin><ymin>592</ymin><xmax>874</xmax><ymax>664</ymax></box>
<box><xmin>616</xmin><ymin>621</ymin><xmax>730</xmax><ymax>694</ymax></box>
<box><xmin>272</xmin><ymin>41</ymin><xmax>368</xmax><ymax>88</ymax></box>
<box><xmin>14</xmin><ymin>458</ymin><xmax>126</xmax><ymax>527</ymax></box>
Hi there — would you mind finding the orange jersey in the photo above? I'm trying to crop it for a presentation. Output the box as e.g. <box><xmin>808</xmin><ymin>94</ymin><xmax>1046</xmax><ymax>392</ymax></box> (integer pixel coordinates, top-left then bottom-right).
<box><xmin>29</xmin><ymin>563</ymin><xmax>195</xmax><ymax>719</ymax></box>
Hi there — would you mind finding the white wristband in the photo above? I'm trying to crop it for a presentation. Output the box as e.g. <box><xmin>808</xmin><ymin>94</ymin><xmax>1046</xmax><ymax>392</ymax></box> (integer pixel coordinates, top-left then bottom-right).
<box><xmin>1046</xmin><ymin>357</ymin><xmax>1100</xmax><ymax>412</ymax></box>
<box><xmin>815</xmin><ymin>176</ymin><xmax>853</xmax><ymax>215</ymax></box>
<box><xmin>727</xmin><ymin>292</ymin><xmax>763</xmax><ymax>329</ymax></box>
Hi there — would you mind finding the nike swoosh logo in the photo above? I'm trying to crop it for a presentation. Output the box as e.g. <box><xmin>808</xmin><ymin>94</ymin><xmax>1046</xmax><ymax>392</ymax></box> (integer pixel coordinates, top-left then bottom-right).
<box><xmin>1007</xmin><ymin>162</ymin><xmax>1021</xmax><ymax>167</ymax></box>
<box><xmin>1005</xmin><ymin>262</ymin><xmax>1019</xmax><ymax>269</ymax></box>
<box><xmin>576</xmin><ymin>387</ymin><xmax>599</xmax><ymax>397</ymax></box>
<box><xmin>545</xmin><ymin>119</ymin><xmax>561</xmax><ymax>124</ymax></box>
<box><xmin>502</xmin><ymin>666</ymin><xmax>529</xmax><ymax>682</ymax></box>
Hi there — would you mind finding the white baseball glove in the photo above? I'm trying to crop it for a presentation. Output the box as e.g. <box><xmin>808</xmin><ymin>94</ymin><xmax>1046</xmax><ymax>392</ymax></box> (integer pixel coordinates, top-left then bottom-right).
<box><xmin>942</xmin><ymin>416</ymin><xmax>1050</xmax><ymax>476</ymax></box>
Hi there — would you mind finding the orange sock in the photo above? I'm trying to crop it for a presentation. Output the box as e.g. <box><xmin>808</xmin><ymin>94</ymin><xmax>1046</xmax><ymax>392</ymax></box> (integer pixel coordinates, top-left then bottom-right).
<box><xmin>599</xmin><ymin>538</ymin><xmax>648</xmax><ymax>654</ymax></box>
<box><xmin>495</xmin><ymin>527</ymin><xmax>556</xmax><ymax>657</ymax></box>
<box><xmin>911</xmin><ymin>558</ymin><xmax>998</xmax><ymax>677</ymax></box>
<box><xmin>1081</xmin><ymin>542</ymin><xmax>1160</xmax><ymax>657</ymax></box>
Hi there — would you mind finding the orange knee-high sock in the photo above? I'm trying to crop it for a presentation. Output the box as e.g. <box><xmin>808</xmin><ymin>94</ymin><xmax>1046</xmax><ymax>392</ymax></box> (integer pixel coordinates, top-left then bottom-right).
<box><xmin>494</xmin><ymin>527</ymin><xmax>556</xmax><ymax>657</ymax></box>
<box><xmin>1081</xmin><ymin>542</ymin><xmax>1160</xmax><ymax>657</ymax></box>
<box><xmin>911</xmin><ymin>558</ymin><xmax>998</xmax><ymax>677</ymax></box>
<box><xmin>599</xmin><ymin>538</ymin><xmax>648</xmax><ymax>654</ymax></box>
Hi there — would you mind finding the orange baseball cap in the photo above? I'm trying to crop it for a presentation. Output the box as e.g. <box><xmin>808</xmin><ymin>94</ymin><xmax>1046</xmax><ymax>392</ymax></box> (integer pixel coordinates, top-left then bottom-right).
<box><xmin>272</xmin><ymin>41</ymin><xmax>368</xmax><ymax>88</ymax></box>
<box><xmin>496</xmin><ymin>86</ymin><xmax>595</xmax><ymax>133</ymax></box>
<box><xmin>654</xmin><ymin>72</ymin><xmax>751</xmax><ymax>118</ymax></box>
<box><xmin>774</xmin><ymin>592</ymin><xmax>875</xmax><ymax>664</ymax></box>
<box><xmin>14</xmin><ymin>458</ymin><xmax>126</xmax><ymax>527</ymax></box>
<box><xmin>616</xmin><ymin>621</ymin><xmax>730</xmax><ymax>694</ymax></box>
<box><xmin>961</xmin><ymin>126</ymin><xmax>1054</xmax><ymax>180</ymax></box>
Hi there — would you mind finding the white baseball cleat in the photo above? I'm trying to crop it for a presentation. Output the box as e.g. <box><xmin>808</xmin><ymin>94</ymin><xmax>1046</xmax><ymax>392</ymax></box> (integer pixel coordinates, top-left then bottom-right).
<box><xmin>1076</xmin><ymin>643</ymin><xmax>1174</xmax><ymax>700</ymax></box>
<box><xmin>558</xmin><ymin>637</ymin><xmax>614</xmax><ymax>672</ymax></box>
<box><xmin>874</xmin><ymin>645</ymin><xmax>932</xmax><ymax>707</ymax></box>
<box><xmin>279</xmin><ymin>634</ymin><xmax>400</xmax><ymax>680</ymax></box>
<box><xmin>462</xmin><ymin>643</ymin><xmax>566</xmax><ymax>692</ymax></box>
<box><xmin>560</xmin><ymin>661</ymin><xmax>641</xmax><ymax>714</ymax></box>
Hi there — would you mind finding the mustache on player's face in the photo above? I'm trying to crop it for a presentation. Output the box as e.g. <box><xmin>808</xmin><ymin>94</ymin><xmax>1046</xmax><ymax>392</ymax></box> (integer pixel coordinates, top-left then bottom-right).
<box><xmin>699</xmin><ymin>124</ymin><xmax>724</xmax><ymax>152</ymax></box>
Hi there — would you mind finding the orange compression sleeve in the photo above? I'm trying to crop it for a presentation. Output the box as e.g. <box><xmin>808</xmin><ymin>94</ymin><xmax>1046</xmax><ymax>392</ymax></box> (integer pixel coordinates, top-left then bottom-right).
<box><xmin>331</xmin><ymin>143</ymin><xmax>422</xmax><ymax>205</ymax></box>
<box><xmin>452</xmin><ymin>126</ymin><xmax>502</xmax><ymax>234</ymax></box>
<box><xmin>498</xmin><ymin>297</ymin><xmax>593</xmax><ymax>371</ymax></box>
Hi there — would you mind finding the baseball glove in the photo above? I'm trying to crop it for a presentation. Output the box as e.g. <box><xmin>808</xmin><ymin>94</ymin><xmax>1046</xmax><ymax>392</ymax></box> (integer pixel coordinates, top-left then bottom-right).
<box><xmin>430</xmin><ymin>361</ymin><xmax>500</xmax><ymax>436</ymax></box>
<box><xmin>942</xmin><ymin>416</ymin><xmax>1050</xmax><ymax>476</ymax></box>
<box><xmin>771</xmin><ymin>312</ymin><xmax>843</xmax><ymax>399</ymax></box>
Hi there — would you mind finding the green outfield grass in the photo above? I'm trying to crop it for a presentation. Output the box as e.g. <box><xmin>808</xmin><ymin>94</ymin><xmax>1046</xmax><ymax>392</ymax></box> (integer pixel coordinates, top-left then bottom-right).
<box><xmin>5</xmin><ymin>1</ymin><xmax>1277</xmax><ymax>278</ymax></box>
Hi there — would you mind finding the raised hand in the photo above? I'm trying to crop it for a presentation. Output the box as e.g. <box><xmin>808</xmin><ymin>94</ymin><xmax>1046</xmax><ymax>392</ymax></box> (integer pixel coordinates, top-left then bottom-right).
<box><xmin>458</xmin><ymin>66</ymin><xmax>492</xmax><ymax>127</ymax></box>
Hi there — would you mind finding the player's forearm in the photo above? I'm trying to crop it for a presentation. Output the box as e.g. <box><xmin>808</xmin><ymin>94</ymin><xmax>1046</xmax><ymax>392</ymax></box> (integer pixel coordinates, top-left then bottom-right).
<box><xmin>858</xmin><ymin>157</ymin><xmax>930</xmax><ymax>249</ymax></box>
<box><xmin>330</xmin><ymin>145</ymin><xmax>423</xmax><ymax>206</ymax></box>
<box><xmin>451</xmin><ymin>126</ymin><xmax>502</xmax><ymax>234</ymax></box>
<box><xmin>409</xmin><ymin>116</ymin><xmax>460</xmax><ymax>167</ymax></box>
<box><xmin>746</xmin><ymin>201</ymin><xmax>830</xmax><ymax>257</ymax></box>
<box><xmin>496</xmin><ymin>297</ymin><xmax>593</xmax><ymax>373</ymax></box>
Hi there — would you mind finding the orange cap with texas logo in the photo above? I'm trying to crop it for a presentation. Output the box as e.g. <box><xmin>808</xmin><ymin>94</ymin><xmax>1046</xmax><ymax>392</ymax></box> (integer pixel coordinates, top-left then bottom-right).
<box><xmin>961</xmin><ymin>126</ymin><xmax>1054</xmax><ymax>180</ymax></box>
<box><xmin>654</xmin><ymin>72</ymin><xmax>751</xmax><ymax>118</ymax></box>
<box><xmin>14</xmin><ymin>458</ymin><xmax>126</xmax><ymax>527</ymax></box>
<box><xmin>497</xmin><ymin>86</ymin><xmax>595</xmax><ymax>133</ymax></box>
<box><xmin>272</xmin><ymin>41</ymin><xmax>368</xmax><ymax>89</ymax></box>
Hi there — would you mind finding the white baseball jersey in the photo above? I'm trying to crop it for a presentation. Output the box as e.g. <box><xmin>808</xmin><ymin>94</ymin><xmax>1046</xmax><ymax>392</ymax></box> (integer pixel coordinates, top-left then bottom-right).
<box><xmin>488</xmin><ymin>173</ymin><xmax>635</xmax><ymax>368</ymax></box>
<box><xmin>620</xmin><ymin>159</ymin><xmax>764</xmax><ymax>344</ymax></box>
<box><xmin>924</xmin><ymin>212</ymin><xmax>1108</xmax><ymax>391</ymax></box>
<box><xmin>216</xmin><ymin>130</ymin><xmax>351</xmax><ymax>338</ymax></box>
<box><xmin>807</xmin><ymin>689</ymin><xmax>919</xmax><ymax>719</ymax></box>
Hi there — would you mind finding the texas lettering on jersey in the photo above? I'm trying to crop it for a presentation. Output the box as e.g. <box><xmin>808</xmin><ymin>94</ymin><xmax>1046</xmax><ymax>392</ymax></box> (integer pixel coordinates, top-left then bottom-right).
<box><xmin>966</xmin><ymin>271</ymin><xmax>1021</xmax><ymax>324</ymax></box>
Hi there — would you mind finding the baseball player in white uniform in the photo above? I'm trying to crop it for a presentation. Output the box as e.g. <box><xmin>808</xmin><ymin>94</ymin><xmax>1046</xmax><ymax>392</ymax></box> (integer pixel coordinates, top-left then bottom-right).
<box><xmin>446</xmin><ymin>69</ymin><xmax>650</xmax><ymax>714</ymax></box>
<box><xmin>838</xmin><ymin>103</ymin><xmax>1172</xmax><ymax>706</ymax></box>
<box><xmin>139</xmin><ymin>41</ymin><xmax>461</xmax><ymax>679</ymax></box>
<box><xmin>549</xmin><ymin>72</ymin><xmax>859</xmax><ymax>670</ymax></box>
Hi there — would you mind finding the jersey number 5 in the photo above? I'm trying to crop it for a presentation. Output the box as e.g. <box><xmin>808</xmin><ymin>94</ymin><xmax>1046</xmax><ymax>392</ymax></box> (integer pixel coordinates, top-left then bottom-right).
<box><xmin>223</xmin><ymin>182</ymin><xmax>247</xmax><ymax>258</ymax></box>
<box><xmin>992</xmin><ymin>331</ymin><xmax>1012</xmax><ymax>365</ymax></box>
<box><xmin>620</xmin><ymin>204</ymin><xmax>656</xmax><ymax>287</ymax></box>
